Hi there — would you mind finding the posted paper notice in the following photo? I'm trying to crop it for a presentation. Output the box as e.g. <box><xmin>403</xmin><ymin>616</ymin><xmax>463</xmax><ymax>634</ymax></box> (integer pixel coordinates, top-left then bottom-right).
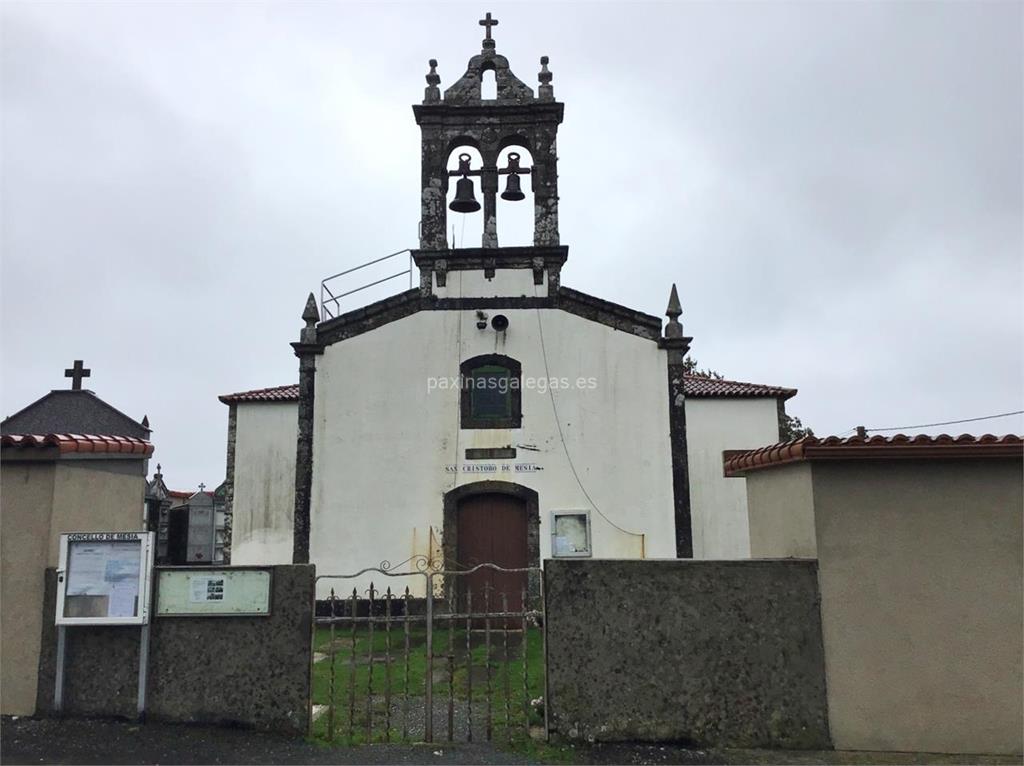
<box><xmin>189</xmin><ymin>576</ymin><xmax>226</xmax><ymax>603</ymax></box>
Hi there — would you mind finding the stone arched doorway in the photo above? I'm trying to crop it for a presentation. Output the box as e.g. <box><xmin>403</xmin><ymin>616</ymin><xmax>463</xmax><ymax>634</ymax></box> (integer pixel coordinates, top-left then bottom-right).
<box><xmin>441</xmin><ymin>481</ymin><xmax>541</xmax><ymax>610</ymax></box>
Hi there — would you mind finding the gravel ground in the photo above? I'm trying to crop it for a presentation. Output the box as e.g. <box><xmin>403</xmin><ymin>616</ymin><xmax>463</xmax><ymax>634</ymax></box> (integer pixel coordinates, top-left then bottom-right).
<box><xmin>3</xmin><ymin>716</ymin><xmax>1021</xmax><ymax>766</ymax></box>
<box><xmin>318</xmin><ymin>692</ymin><xmax>534</xmax><ymax>743</ymax></box>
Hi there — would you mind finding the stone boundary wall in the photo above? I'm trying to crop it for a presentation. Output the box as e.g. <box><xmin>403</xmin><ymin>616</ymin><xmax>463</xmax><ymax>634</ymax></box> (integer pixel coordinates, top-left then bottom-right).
<box><xmin>36</xmin><ymin>564</ymin><xmax>314</xmax><ymax>735</ymax></box>
<box><xmin>544</xmin><ymin>559</ymin><xmax>831</xmax><ymax>749</ymax></box>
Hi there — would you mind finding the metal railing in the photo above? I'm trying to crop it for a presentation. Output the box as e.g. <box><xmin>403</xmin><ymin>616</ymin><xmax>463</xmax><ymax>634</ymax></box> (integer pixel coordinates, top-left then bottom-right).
<box><xmin>320</xmin><ymin>249</ymin><xmax>414</xmax><ymax>320</ymax></box>
<box><xmin>312</xmin><ymin>558</ymin><xmax>544</xmax><ymax>744</ymax></box>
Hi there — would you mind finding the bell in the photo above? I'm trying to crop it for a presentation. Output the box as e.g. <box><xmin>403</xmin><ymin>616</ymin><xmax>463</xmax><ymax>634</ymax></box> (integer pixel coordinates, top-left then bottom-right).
<box><xmin>449</xmin><ymin>176</ymin><xmax>481</xmax><ymax>213</ymax></box>
<box><xmin>501</xmin><ymin>173</ymin><xmax>525</xmax><ymax>202</ymax></box>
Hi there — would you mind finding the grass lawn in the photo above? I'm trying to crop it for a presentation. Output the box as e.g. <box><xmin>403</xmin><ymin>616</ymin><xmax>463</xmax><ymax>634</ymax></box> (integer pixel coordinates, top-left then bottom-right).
<box><xmin>311</xmin><ymin>621</ymin><xmax>545</xmax><ymax>745</ymax></box>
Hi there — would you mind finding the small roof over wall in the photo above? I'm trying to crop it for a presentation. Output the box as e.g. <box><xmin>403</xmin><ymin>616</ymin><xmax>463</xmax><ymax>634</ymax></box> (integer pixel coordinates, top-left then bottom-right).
<box><xmin>723</xmin><ymin>433</ymin><xmax>1023</xmax><ymax>477</ymax></box>
<box><xmin>682</xmin><ymin>376</ymin><xmax>796</xmax><ymax>401</ymax></box>
<box><xmin>219</xmin><ymin>384</ymin><xmax>299</xmax><ymax>404</ymax></box>
<box><xmin>1</xmin><ymin>433</ymin><xmax>154</xmax><ymax>459</ymax></box>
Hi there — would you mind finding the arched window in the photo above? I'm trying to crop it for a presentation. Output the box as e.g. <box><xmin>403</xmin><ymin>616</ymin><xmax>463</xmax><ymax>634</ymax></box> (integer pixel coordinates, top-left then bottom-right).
<box><xmin>481</xmin><ymin>67</ymin><xmax>497</xmax><ymax>100</ymax></box>
<box><xmin>460</xmin><ymin>354</ymin><xmax>522</xmax><ymax>429</ymax></box>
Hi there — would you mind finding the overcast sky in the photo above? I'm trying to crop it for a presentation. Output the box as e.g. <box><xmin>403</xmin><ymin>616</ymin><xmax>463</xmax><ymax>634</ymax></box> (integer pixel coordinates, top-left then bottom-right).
<box><xmin>2</xmin><ymin>1</ymin><xmax>1021</xmax><ymax>489</ymax></box>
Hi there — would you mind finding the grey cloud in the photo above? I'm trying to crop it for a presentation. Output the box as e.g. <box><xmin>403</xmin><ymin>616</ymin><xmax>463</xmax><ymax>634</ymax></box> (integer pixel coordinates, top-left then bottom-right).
<box><xmin>2</xmin><ymin>1</ymin><xmax>1020</xmax><ymax>486</ymax></box>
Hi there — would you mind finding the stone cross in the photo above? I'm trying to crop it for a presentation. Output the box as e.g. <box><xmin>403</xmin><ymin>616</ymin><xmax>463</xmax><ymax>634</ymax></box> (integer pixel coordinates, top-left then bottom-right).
<box><xmin>64</xmin><ymin>359</ymin><xmax>91</xmax><ymax>390</ymax></box>
<box><xmin>479</xmin><ymin>12</ymin><xmax>498</xmax><ymax>40</ymax></box>
<box><xmin>198</xmin><ymin>483</ymin><xmax>206</xmax><ymax>492</ymax></box>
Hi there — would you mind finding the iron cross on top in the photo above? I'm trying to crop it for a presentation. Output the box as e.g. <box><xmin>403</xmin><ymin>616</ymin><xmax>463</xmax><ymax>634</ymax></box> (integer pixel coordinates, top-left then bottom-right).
<box><xmin>64</xmin><ymin>359</ymin><xmax>91</xmax><ymax>390</ymax></box>
<box><xmin>479</xmin><ymin>12</ymin><xmax>498</xmax><ymax>40</ymax></box>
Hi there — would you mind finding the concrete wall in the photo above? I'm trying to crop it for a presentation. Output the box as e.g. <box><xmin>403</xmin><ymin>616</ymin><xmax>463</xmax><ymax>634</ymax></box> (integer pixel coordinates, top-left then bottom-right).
<box><xmin>0</xmin><ymin>458</ymin><xmax>145</xmax><ymax>716</ymax></box>
<box><xmin>1</xmin><ymin>462</ymin><xmax>56</xmax><ymax>716</ymax></box>
<box><xmin>231</xmin><ymin>402</ymin><xmax>297</xmax><ymax>565</ymax></box>
<box><xmin>544</xmin><ymin>559</ymin><xmax>831</xmax><ymax>748</ymax></box>
<box><xmin>36</xmin><ymin>564</ymin><xmax>314</xmax><ymax>735</ymax></box>
<box><xmin>48</xmin><ymin>460</ymin><xmax>146</xmax><ymax>562</ymax></box>
<box><xmin>745</xmin><ymin>462</ymin><xmax>816</xmax><ymax>558</ymax></box>
<box><xmin>310</xmin><ymin>308</ymin><xmax>677</xmax><ymax>596</ymax></box>
<box><xmin>814</xmin><ymin>460</ymin><xmax>1022</xmax><ymax>755</ymax></box>
<box><xmin>745</xmin><ymin>458</ymin><xmax>1023</xmax><ymax>755</ymax></box>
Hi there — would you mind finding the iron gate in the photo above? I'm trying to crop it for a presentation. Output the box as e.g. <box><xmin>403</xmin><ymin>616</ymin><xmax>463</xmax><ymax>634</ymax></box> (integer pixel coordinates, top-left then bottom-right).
<box><xmin>312</xmin><ymin>558</ymin><xmax>545</xmax><ymax>744</ymax></box>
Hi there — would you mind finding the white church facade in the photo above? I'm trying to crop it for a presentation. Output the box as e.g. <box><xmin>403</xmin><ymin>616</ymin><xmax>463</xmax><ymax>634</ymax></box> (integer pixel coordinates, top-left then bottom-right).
<box><xmin>219</xmin><ymin>19</ymin><xmax>797</xmax><ymax>594</ymax></box>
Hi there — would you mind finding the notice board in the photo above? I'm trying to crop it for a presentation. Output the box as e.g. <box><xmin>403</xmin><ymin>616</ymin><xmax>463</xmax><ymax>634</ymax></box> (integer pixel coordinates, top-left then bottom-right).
<box><xmin>156</xmin><ymin>568</ymin><xmax>272</xmax><ymax>616</ymax></box>
<box><xmin>56</xmin><ymin>532</ymin><xmax>155</xmax><ymax>625</ymax></box>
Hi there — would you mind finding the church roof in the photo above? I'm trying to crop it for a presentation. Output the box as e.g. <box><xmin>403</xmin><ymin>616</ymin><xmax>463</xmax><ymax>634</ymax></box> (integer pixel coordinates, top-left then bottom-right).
<box><xmin>312</xmin><ymin>285</ymin><xmax>667</xmax><ymax>347</ymax></box>
<box><xmin>723</xmin><ymin>433</ymin><xmax>1023</xmax><ymax>476</ymax></box>
<box><xmin>1</xmin><ymin>433</ymin><xmax>154</xmax><ymax>456</ymax></box>
<box><xmin>219</xmin><ymin>376</ymin><xmax>795</xmax><ymax>404</ymax></box>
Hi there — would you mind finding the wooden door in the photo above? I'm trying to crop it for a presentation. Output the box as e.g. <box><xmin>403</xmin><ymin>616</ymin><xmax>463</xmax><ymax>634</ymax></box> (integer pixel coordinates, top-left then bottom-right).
<box><xmin>456</xmin><ymin>493</ymin><xmax>528</xmax><ymax>618</ymax></box>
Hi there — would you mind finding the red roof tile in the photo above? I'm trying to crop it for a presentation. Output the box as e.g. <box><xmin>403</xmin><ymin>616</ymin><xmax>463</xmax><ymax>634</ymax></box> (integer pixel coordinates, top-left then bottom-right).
<box><xmin>167</xmin><ymin>489</ymin><xmax>213</xmax><ymax>499</ymax></box>
<box><xmin>723</xmin><ymin>433</ymin><xmax>1023</xmax><ymax>476</ymax></box>
<box><xmin>682</xmin><ymin>376</ymin><xmax>797</xmax><ymax>400</ymax></box>
<box><xmin>218</xmin><ymin>384</ymin><xmax>299</xmax><ymax>404</ymax></box>
<box><xmin>219</xmin><ymin>377</ymin><xmax>795</xmax><ymax>404</ymax></box>
<box><xmin>1</xmin><ymin>433</ymin><xmax>154</xmax><ymax>456</ymax></box>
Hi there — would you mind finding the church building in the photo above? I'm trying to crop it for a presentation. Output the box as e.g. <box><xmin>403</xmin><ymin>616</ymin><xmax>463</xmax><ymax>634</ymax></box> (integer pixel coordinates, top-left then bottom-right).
<box><xmin>220</xmin><ymin>16</ymin><xmax>797</xmax><ymax>594</ymax></box>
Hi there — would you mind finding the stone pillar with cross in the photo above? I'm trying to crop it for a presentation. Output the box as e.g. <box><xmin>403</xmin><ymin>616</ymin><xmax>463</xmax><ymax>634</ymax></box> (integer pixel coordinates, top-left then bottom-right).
<box><xmin>64</xmin><ymin>360</ymin><xmax>91</xmax><ymax>391</ymax></box>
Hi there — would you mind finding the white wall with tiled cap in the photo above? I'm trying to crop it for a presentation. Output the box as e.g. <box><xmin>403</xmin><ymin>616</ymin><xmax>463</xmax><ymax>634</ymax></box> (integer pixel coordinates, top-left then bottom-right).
<box><xmin>686</xmin><ymin>397</ymin><xmax>781</xmax><ymax>559</ymax></box>
<box><xmin>230</xmin><ymin>401</ymin><xmax>297</xmax><ymax>566</ymax></box>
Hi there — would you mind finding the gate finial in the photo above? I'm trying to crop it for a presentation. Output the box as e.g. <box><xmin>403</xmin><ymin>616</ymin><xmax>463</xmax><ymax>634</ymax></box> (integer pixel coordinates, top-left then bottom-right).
<box><xmin>664</xmin><ymin>283</ymin><xmax>684</xmax><ymax>338</ymax></box>
<box><xmin>302</xmin><ymin>292</ymin><xmax>320</xmax><ymax>326</ymax></box>
<box><xmin>299</xmin><ymin>293</ymin><xmax>320</xmax><ymax>345</ymax></box>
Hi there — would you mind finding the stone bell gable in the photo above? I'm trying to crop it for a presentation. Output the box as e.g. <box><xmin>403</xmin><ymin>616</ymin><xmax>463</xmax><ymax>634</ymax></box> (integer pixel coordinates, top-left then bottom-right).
<box><xmin>412</xmin><ymin>14</ymin><xmax>563</xmax><ymax>252</ymax></box>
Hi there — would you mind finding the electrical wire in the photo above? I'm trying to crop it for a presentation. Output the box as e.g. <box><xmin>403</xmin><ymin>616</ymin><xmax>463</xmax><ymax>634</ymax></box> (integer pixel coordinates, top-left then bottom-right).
<box><xmin>864</xmin><ymin>410</ymin><xmax>1024</xmax><ymax>433</ymax></box>
<box><xmin>532</xmin><ymin>286</ymin><xmax>645</xmax><ymax>540</ymax></box>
